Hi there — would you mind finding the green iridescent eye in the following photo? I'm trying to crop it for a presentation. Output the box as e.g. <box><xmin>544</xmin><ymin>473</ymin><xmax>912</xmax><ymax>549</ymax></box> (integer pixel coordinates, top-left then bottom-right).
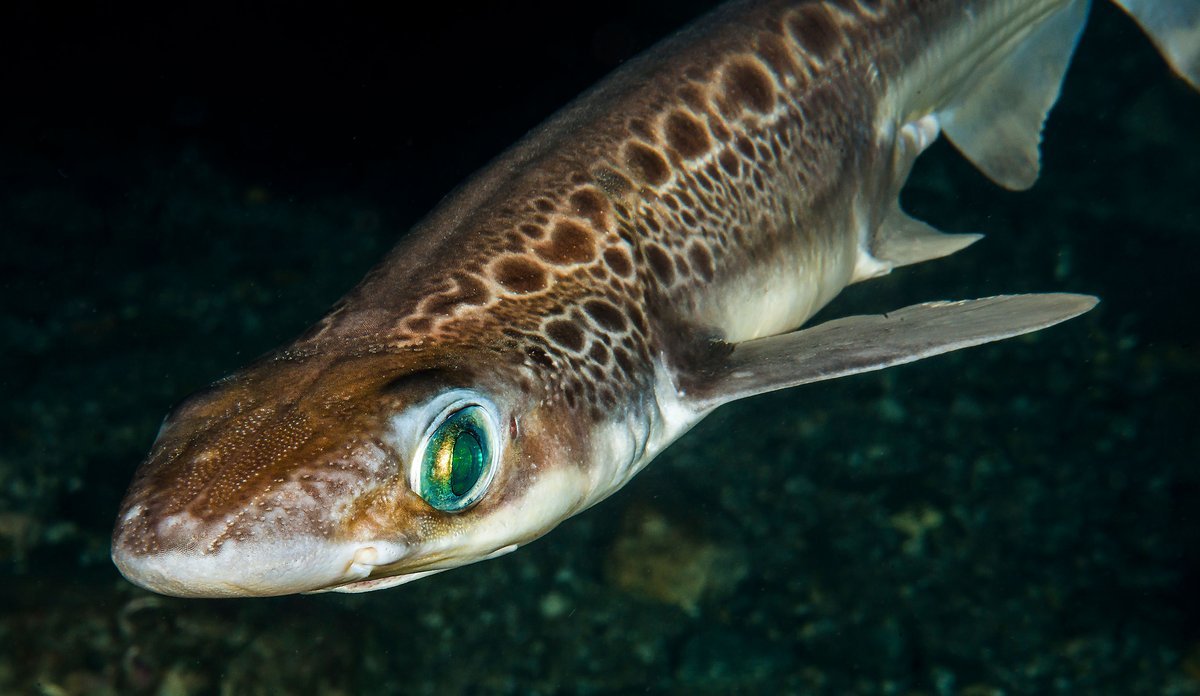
<box><xmin>414</xmin><ymin>405</ymin><xmax>496</xmax><ymax>512</ymax></box>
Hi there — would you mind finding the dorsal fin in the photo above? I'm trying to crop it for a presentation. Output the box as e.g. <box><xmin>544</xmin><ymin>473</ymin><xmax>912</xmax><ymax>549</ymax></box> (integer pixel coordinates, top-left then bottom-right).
<box><xmin>1113</xmin><ymin>0</ymin><xmax>1200</xmax><ymax>90</ymax></box>
<box><xmin>940</xmin><ymin>0</ymin><xmax>1090</xmax><ymax>190</ymax></box>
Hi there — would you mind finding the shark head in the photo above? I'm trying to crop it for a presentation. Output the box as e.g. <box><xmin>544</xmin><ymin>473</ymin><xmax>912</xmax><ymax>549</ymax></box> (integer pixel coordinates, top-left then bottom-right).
<box><xmin>110</xmin><ymin>341</ymin><xmax>624</xmax><ymax>597</ymax></box>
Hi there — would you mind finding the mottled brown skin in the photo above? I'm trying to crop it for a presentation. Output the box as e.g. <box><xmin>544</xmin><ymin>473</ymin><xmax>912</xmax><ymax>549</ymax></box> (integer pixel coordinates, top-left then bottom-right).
<box><xmin>302</xmin><ymin>0</ymin><xmax>929</xmax><ymax>404</ymax></box>
<box><xmin>113</xmin><ymin>1</ymin><xmax>1007</xmax><ymax>586</ymax></box>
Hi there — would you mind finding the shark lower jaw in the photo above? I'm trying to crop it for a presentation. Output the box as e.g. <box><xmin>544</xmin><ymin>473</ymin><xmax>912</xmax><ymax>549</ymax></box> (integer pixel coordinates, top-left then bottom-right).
<box><xmin>110</xmin><ymin>536</ymin><xmax>411</xmax><ymax>599</ymax></box>
<box><xmin>315</xmin><ymin>568</ymin><xmax>450</xmax><ymax>594</ymax></box>
<box><xmin>315</xmin><ymin>542</ymin><xmax>521</xmax><ymax>594</ymax></box>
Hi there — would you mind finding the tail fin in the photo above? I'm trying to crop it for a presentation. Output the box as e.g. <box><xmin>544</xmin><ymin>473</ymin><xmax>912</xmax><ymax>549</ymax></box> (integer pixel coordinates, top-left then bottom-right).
<box><xmin>939</xmin><ymin>0</ymin><xmax>1090</xmax><ymax>191</ymax></box>
<box><xmin>1113</xmin><ymin>0</ymin><xmax>1200</xmax><ymax>90</ymax></box>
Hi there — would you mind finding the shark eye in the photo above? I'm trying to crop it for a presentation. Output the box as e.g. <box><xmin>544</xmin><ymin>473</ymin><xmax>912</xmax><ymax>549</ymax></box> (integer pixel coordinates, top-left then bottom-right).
<box><xmin>413</xmin><ymin>404</ymin><xmax>497</xmax><ymax>512</ymax></box>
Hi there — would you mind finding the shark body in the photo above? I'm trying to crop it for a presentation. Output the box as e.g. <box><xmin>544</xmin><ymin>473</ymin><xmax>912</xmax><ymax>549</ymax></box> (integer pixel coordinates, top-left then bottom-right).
<box><xmin>113</xmin><ymin>0</ymin><xmax>1198</xmax><ymax>597</ymax></box>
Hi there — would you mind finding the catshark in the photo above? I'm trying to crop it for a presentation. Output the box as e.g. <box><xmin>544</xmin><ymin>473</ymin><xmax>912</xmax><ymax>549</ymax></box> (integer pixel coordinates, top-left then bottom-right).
<box><xmin>112</xmin><ymin>0</ymin><xmax>1199</xmax><ymax>597</ymax></box>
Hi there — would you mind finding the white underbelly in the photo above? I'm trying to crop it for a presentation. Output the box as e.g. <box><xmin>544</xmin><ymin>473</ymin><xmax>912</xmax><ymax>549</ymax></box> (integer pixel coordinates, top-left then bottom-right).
<box><xmin>706</xmin><ymin>226</ymin><xmax>859</xmax><ymax>344</ymax></box>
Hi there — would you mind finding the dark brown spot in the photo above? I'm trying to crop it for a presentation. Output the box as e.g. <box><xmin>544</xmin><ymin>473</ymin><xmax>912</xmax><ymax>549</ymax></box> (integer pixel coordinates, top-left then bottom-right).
<box><xmin>613</xmin><ymin>347</ymin><xmax>634</xmax><ymax>376</ymax></box>
<box><xmin>756</xmin><ymin>34</ymin><xmax>798</xmax><ymax>79</ymax></box>
<box><xmin>662</xmin><ymin>194</ymin><xmax>680</xmax><ymax>212</ymax></box>
<box><xmin>680</xmin><ymin>210</ymin><xmax>697</xmax><ymax>227</ymax></box>
<box><xmin>624</xmin><ymin>142</ymin><xmax>670</xmax><ymax>186</ymax></box>
<box><xmin>493</xmin><ymin>256</ymin><xmax>548</xmax><ymax>293</ymax></box>
<box><xmin>454</xmin><ymin>274</ymin><xmax>489</xmax><ymax>302</ymax></box>
<box><xmin>569</xmin><ymin>188</ymin><xmax>609</xmax><ymax>229</ymax></box>
<box><xmin>709</xmin><ymin>116</ymin><xmax>732</xmax><ymax>141</ymax></box>
<box><xmin>545</xmin><ymin>320</ymin><xmax>585</xmax><ymax>352</ymax></box>
<box><xmin>525</xmin><ymin>345</ymin><xmax>554</xmax><ymax>369</ymax></box>
<box><xmin>645</xmin><ymin>244</ymin><xmax>675</xmax><ymax>285</ymax></box>
<box><xmin>593</xmin><ymin>166</ymin><xmax>632</xmax><ymax>198</ymax></box>
<box><xmin>584</xmin><ymin>300</ymin><xmax>627</xmax><ymax>332</ymax></box>
<box><xmin>629</xmin><ymin>118</ymin><xmax>656</xmax><ymax>141</ymax></box>
<box><xmin>687</xmin><ymin>242</ymin><xmax>715</xmax><ymax>282</ymax></box>
<box><xmin>779</xmin><ymin>125</ymin><xmax>793</xmax><ymax>147</ymax></box>
<box><xmin>629</xmin><ymin>305</ymin><xmax>649</xmax><ymax>334</ymax></box>
<box><xmin>406</xmin><ymin>316</ymin><xmax>433</xmax><ymax>333</ymax></box>
<box><xmin>664</xmin><ymin>111</ymin><xmax>710</xmax><ymax>160</ymax></box>
<box><xmin>788</xmin><ymin>6</ymin><xmax>842</xmax><ymax>62</ymax></box>
<box><xmin>723</xmin><ymin>61</ymin><xmax>776</xmax><ymax>114</ymax></box>
<box><xmin>603</xmin><ymin>247</ymin><xmax>634</xmax><ymax>277</ymax></box>
<box><xmin>673</xmin><ymin>253</ymin><xmax>690</xmax><ymax>277</ymax></box>
<box><xmin>736</xmin><ymin>135</ymin><xmax>757</xmax><ymax>160</ymax></box>
<box><xmin>519</xmin><ymin>223</ymin><xmax>544</xmax><ymax>239</ymax></box>
<box><xmin>588</xmin><ymin>342</ymin><xmax>610</xmax><ymax>365</ymax></box>
<box><xmin>719</xmin><ymin>149</ymin><xmax>740</xmax><ymax>177</ymax></box>
<box><xmin>507</xmin><ymin>232</ymin><xmax>530</xmax><ymax>252</ymax></box>
<box><xmin>536</xmin><ymin>220</ymin><xmax>596</xmax><ymax>265</ymax></box>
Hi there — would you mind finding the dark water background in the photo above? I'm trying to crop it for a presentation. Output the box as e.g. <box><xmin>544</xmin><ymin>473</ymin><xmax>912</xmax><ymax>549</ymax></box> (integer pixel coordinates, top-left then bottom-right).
<box><xmin>2</xmin><ymin>2</ymin><xmax>1198</xmax><ymax>694</ymax></box>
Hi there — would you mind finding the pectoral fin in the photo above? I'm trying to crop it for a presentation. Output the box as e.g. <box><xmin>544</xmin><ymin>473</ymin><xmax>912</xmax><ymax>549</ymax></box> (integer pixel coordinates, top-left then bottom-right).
<box><xmin>687</xmin><ymin>294</ymin><xmax>1097</xmax><ymax>411</ymax></box>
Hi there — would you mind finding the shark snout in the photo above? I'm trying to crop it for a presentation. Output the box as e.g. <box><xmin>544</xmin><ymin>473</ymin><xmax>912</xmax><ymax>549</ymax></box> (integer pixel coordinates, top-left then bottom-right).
<box><xmin>111</xmin><ymin>523</ymin><xmax>408</xmax><ymax>598</ymax></box>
